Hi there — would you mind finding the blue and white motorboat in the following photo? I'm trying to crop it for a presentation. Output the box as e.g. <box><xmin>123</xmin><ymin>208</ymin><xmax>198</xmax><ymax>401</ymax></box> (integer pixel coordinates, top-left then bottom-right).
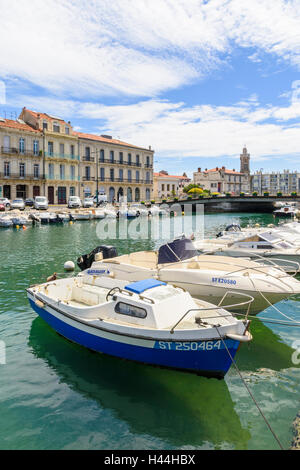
<box><xmin>27</xmin><ymin>276</ymin><xmax>252</xmax><ymax>378</ymax></box>
<box><xmin>0</xmin><ymin>215</ymin><xmax>13</xmax><ymax>228</ymax></box>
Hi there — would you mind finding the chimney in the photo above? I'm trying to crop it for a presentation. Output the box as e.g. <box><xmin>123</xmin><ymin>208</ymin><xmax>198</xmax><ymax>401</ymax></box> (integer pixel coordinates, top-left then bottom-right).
<box><xmin>222</xmin><ymin>166</ymin><xmax>225</xmax><ymax>170</ymax></box>
<box><xmin>216</xmin><ymin>167</ymin><xmax>218</xmax><ymax>170</ymax></box>
<box><xmin>198</xmin><ymin>167</ymin><xmax>201</xmax><ymax>172</ymax></box>
<box><xmin>149</xmin><ymin>145</ymin><xmax>151</xmax><ymax>150</ymax></box>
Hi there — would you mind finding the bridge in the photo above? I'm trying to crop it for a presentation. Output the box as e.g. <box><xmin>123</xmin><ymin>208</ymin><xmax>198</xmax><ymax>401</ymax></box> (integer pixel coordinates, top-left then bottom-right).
<box><xmin>159</xmin><ymin>195</ymin><xmax>299</xmax><ymax>213</ymax></box>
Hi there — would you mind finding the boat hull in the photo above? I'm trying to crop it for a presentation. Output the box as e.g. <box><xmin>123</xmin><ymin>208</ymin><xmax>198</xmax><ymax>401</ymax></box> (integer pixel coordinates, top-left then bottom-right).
<box><xmin>28</xmin><ymin>297</ymin><xmax>240</xmax><ymax>378</ymax></box>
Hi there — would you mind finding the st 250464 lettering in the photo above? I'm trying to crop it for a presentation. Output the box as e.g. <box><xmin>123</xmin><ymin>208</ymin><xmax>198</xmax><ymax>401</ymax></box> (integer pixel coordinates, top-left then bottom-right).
<box><xmin>156</xmin><ymin>340</ymin><xmax>221</xmax><ymax>351</ymax></box>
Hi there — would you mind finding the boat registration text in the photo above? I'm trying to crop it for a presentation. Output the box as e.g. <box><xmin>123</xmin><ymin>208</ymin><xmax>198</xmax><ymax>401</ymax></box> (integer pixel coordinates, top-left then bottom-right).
<box><xmin>155</xmin><ymin>340</ymin><xmax>222</xmax><ymax>351</ymax></box>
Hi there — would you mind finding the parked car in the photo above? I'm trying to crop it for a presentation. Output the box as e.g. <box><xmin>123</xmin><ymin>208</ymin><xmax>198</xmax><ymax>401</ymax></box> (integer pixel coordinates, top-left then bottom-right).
<box><xmin>25</xmin><ymin>198</ymin><xmax>35</xmax><ymax>207</ymax></box>
<box><xmin>0</xmin><ymin>197</ymin><xmax>11</xmax><ymax>208</ymax></box>
<box><xmin>34</xmin><ymin>196</ymin><xmax>49</xmax><ymax>210</ymax></box>
<box><xmin>68</xmin><ymin>196</ymin><xmax>82</xmax><ymax>208</ymax></box>
<box><xmin>0</xmin><ymin>203</ymin><xmax>5</xmax><ymax>212</ymax></box>
<box><xmin>82</xmin><ymin>197</ymin><xmax>94</xmax><ymax>208</ymax></box>
<box><xmin>93</xmin><ymin>193</ymin><xmax>107</xmax><ymax>205</ymax></box>
<box><xmin>10</xmin><ymin>198</ymin><xmax>25</xmax><ymax>210</ymax></box>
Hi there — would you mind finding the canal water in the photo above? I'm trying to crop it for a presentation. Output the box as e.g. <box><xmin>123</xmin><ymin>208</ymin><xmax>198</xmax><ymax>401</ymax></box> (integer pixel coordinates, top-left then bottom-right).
<box><xmin>0</xmin><ymin>212</ymin><xmax>300</xmax><ymax>450</ymax></box>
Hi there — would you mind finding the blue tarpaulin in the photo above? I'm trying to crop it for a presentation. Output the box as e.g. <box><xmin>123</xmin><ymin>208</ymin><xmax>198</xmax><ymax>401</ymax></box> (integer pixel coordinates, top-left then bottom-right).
<box><xmin>125</xmin><ymin>279</ymin><xmax>166</xmax><ymax>294</ymax></box>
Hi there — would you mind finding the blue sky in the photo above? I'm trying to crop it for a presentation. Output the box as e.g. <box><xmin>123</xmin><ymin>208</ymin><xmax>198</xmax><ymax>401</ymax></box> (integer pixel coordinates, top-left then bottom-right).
<box><xmin>1</xmin><ymin>0</ymin><xmax>300</xmax><ymax>177</ymax></box>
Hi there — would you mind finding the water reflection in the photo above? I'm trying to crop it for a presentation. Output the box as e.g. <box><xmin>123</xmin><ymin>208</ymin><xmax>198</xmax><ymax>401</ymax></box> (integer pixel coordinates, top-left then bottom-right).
<box><xmin>29</xmin><ymin>318</ymin><xmax>251</xmax><ymax>449</ymax></box>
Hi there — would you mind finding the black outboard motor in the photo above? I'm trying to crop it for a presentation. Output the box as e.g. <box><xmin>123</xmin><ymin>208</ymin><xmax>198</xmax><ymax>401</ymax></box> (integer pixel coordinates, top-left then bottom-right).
<box><xmin>225</xmin><ymin>224</ymin><xmax>241</xmax><ymax>232</ymax></box>
<box><xmin>77</xmin><ymin>245</ymin><xmax>118</xmax><ymax>271</ymax></box>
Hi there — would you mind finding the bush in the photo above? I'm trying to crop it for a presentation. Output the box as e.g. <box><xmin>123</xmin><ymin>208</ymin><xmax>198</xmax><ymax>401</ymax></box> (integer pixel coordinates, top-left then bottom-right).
<box><xmin>240</xmin><ymin>192</ymin><xmax>245</xmax><ymax>197</ymax></box>
<box><xmin>263</xmin><ymin>191</ymin><xmax>269</xmax><ymax>196</ymax></box>
<box><xmin>226</xmin><ymin>192</ymin><xmax>231</xmax><ymax>197</ymax></box>
<box><xmin>252</xmin><ymin>191</ymin><xmax>258</xmax><ymax>196</ymax></box>
<box><xmin>174</xmin><ymin>197</ymin><xmax>178</xmax><ymax>201</ymax></box>
<box><xmin>291</xmin><ymin>192</ymin><xmax>297</xmax><ymax>197</ymax></box>
<box><xmin>188</xmin><ymin>195</ymin><xmax>192</xmax><ymax>200</ymax></box>
<box><xmin>150</xmin><ymin>200</ymin><xmax>155</xmax><ymax>204</ymax></box>
<box><xmin>277</xmin><ymin>192</ymin><xmax>282</xmax><ymax>197</ymax></box>
<box><xmin>141</xmin><ymin>201</ymin><xmax>145</xmax><ymax>204</ymax></box>
<box><xmin>211</xmin><ymin>192</ymin><xmax>220</xmax><ymax>197</ymax></box>
<box><xmin>162</xmin><ymin>199</ymin><xmax>167</xmax><ymax>203</ymax></box>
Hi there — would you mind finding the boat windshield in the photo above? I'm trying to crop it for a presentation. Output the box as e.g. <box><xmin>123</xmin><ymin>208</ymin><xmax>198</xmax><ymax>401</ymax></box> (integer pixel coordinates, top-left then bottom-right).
<box><xmin>158</xmin><ymin>237</ymin><xmax>198</xmax><ymax>264</ymax></box>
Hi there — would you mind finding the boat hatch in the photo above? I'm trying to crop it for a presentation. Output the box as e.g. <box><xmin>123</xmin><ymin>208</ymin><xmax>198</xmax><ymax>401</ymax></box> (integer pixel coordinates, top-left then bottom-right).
<box><xmin>125</xmin><ymin>279</ymin><xmax>166</xmax><ymax>294</ymax></box>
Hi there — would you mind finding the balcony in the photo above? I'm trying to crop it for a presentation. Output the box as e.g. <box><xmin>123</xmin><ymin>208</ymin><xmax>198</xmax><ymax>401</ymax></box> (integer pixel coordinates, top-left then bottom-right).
<box><xmin>45</xmin><ymin>152</ymin><xmax>80</xmax><ymax>161</ymax></box>
<box><xmin>82</xmin><ymin>156</ymin><xmax>95</xmax><ymax>162</ymax></box>
<box><xmin>82</xmin><ymin>176</ymin><xmax>96</xmax><ymax>181</ymax></box>
<box><xmin>1</xmin><ymin>146</ymin><xmax>41</xmax><ymax>157</ymax></box>
<box><xmin>98</xmin><ymin>158</ymin><xmax>142</xmax><ymax>167</ymax></box>
<box><xmin>0</xmin><ymin>172</ymin><xmax>44</xmax><ymax>180</ymax></box>
<box><xmin>92</xmin><ymin>177</ymin><xmax>153</xmax><ymax>184</ymax></box>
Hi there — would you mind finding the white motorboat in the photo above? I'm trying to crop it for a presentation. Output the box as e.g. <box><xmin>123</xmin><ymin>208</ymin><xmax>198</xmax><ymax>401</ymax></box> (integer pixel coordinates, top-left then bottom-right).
<box><xmin>11</xmin><ymin>214</ymin><xmax>33</xmax><ymax>226</ymax></box>
<box><xmin>27</xmin><ymin>275</ymin><xmax>252</xmax><ymax>378</ymax></box>
<box><xmin>130</xmin><ymin>203</ymin><xmax>149</xmax><ymax>217</ymax></box>
<box><xmin>195</xmin><ymin>228</ymin><xmax>300</xmax><ymax>274</ymax></box>
<box><xmin>71</xmin><ymin>211</ymin><xmax>92</xmax><ymax>221</ymax></box>
<box><xmin>93</xmin><ymin>209</ymin><xmax>105</xmax><ymax>219</ymax></box>
<box><xmin>273</xmin><ymin>205</ymin><xmax>298</xmax><ymax>218</ymax></box>
<box><xmin>0</xmin><ymin>215</ymin><xmax>13</xmax><ymax>227</ymax></box>
<box><xmin>84</xmin><ymin>237</ymin><xmax>300</xmax><ymax>314</ymax></box>
<box><xmin>103</xmin><ymin>206</ymin><xmax>117</xmax><ymax>218</ymax></box>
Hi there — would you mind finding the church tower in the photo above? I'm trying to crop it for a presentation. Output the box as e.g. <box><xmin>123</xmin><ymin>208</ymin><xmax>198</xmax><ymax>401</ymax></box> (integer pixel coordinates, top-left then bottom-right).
<box><xmin>240</xmin><ymin>146</ymin><xmax>250</xmax><ymax>174</ymax></box>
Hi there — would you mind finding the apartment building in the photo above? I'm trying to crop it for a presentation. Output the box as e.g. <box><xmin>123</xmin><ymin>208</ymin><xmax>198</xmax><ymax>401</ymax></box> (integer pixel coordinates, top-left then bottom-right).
<box><xmin>251</xmin><ymin>170</ymin><xmax>299</xmax><ymax>194</ymax></box>
<box><xmin>0</xmin><ymin>107</ymin><xmax>154</xmax><ymax>204</ymax></box>
<box><xmin>75</xmin><ymin>131</ymin><xmax>154</xmax><ymax>202</ymax></box>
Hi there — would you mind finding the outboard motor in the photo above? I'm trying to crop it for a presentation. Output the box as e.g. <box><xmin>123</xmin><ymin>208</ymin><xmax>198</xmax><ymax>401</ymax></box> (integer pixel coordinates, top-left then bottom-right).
<box><xmin>77</xmin><ymin>245</ymin><xmax>118</xmax><ymax>271</ymax></box>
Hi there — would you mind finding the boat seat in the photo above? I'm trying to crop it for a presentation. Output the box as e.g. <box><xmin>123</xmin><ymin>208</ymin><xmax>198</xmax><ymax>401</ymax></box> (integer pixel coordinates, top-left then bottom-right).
<box><xmin>71</xmin><ymin>285</ymin><xmax>107</xmax><ymax>306</ymax></box>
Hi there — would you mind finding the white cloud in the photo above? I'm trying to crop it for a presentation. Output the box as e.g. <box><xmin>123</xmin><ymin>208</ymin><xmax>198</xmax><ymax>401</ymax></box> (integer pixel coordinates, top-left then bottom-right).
<box><xmin>1</xmin><ymin>0</ymin><xmax>300</xmax><ymax>98</ymax></box>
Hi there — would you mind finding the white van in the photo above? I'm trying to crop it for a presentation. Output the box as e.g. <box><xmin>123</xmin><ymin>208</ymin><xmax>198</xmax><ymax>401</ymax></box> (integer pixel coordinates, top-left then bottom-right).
<box><xmin>34</xmin><ymin>196</ymin><xmax>49</xmax><ymax>210</ymax></box>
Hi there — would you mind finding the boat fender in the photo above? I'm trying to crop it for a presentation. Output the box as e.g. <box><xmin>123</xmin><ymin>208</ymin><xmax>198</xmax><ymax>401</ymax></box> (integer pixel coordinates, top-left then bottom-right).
<box><xmin>226</xmin><ymin>331</ymin><xmax>252</xmax><ymax>342</ymax></box>
<box><xmin>64</xmin><ymin>261</ymin><xmax>75</xmax><ymax>271</ymax></box>
<box><xmin>35</xmin><ymin>299</ymin><xmax>45</xmax><ymax>309</ymax></box>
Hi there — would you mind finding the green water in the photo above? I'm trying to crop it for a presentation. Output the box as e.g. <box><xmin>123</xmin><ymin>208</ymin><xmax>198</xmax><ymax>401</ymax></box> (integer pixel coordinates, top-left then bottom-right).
<box><xmin>1</xmin><ymin>212</ymin><xmax>300</xmax><ymax>450</ymax></box>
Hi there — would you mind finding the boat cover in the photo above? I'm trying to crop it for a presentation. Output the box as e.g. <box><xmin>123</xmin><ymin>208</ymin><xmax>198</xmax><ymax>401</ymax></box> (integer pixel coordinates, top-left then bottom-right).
<box><xmin>158</xmin><ymin>237</ymin><xmax>198</xmax><ymax>264</ymax></box>
<box><xmin>125</xmin><ymin>279</ymin><xmax>166</xmax><ymax>294</ymax></box>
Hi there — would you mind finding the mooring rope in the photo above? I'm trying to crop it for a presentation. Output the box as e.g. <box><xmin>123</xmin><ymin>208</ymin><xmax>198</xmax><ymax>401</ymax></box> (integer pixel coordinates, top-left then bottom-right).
<box><xmin>213</xmin><ymin>324</ymin><xmax>285</xmax><ymax>450</ymax></box>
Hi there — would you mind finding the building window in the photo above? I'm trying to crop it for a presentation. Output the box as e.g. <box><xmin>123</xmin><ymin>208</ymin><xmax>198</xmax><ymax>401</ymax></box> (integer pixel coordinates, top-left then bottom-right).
<box><xmin>60</xmin><ymin>143</ymin><xmax>65</xmax><ymax>156</ymax></box>
<box><xmin>167</xmin><ymin>184</ymin><xmax>170</xmax><ymax>191</ymax></box>
<box><xmin>110</xmin><ymin>151</ymin><xmax>114</xmax><ymax>163</ymax></box>
<box><xmin>136</xmin><ymin>171</ymin><xmax>140</xmax><ymax>182</ymax></box>
<box><xmin>65</xmin><ymin>127</ymin><xmax>70</xmax><ymax>135</ymax></box>
<box><xmin>33</xmin><ymin>164</ymin><xmax>39</xmax><ymax>178</ymax></box>
<box><xmin>128</xmin><ymin>153</ymin><xmax>132</xmax><ymax>165</ymax></box>
<box><xmin>19</xmin><ymin>138</ymin><xmax>25</xmax><ymax>154</ymax></box>
<box><xmin>128</xmin><ymin>169</ymin><xmax>132</xmax><ymax>182</ymax></box>
<box><xmin>4</xmin><ymin>162</ymin><xmax>10</xmax><ymax>177</ymax></box>
<box><xmin>59</xmin><ymin>164</ymin><xmax>65</xmax><ymax>180</ymax></box>
<box><xmin>146</xmin><ymin>156</ymin><xmax>150</xmax><ymax>167</ymax></box>
<box><xmin>43</xmin><ymin>121</ymin><xmax>48</xmax><ymax>130</ymax></box>
<box><xmin>119</xmin><ymin>169</ymin><xmax>123</xmax><ymax>181</ymax></box>
<box><xmin>110</xmin><ymin>168</ymin><xmax>114</xmax><ymax>181</ymax></box>
<box><xmin>85</xmin><ymin>147</ymin><xmax>90</xmax><ymax>160</ymax></box>
<box><xmin>70</xmin><ymin>145</ymin><xmax>75</xmax><ymax>157</ymax></box>
<box><xmin>161</xmin><ymin>184</ymin><xmax>165</xmax><ymax>191</ymax></box>
<box><xmin>33</xmin><ymin>140</ymin><xmax>39</xmax><ymax>156</ymax></box>
<box><xmin>100</xmin><ymin>149</ymin><xmax>104</xmax><ymax>162</ymax></box>
<box><xmin>48</xmin><ymin>142</ymin><xmax>54</xmax><ymax>156</ymax></box>
<box><xmin>70</xmin><ymin>187</ymin><xmax>75</xmax><ymax>196</ymax></box>
<box><xmin>70</xmin><ymin>165</ymin><xmax>75</xmax><ymax>181</ymax></box>
<box><xmin>119</xmin><ymin>152</ymin><xmax>123</xmax><ymax>164</ymax></box>
<box><xmin>100</xmin><ymin>168</ymin><xmax>105</xmax><ymax>181</ymax></box>
<box><xmin>136</xmin><ymin>155</ymin><xmax>140</xmax><ymax>165</ymax></box>
<box><xmin>48</xmin><ymin>163</ymin><xmax>54</xmax><ymax>179</ymax></box>
<box><xmin>146</xmin><ymin>171</ymin><xmax>150</xmax><ymax>183</ymax></box>
<box><xmin>53</xmin><ymin>123</ymin><xmax>60</xmax><ymax>133</ymax></box>
<box><xmin>85</xmin><ymin>166</ymin><xmax>90</xmax><ymax>180</ymax></box>
<box><xmin>19</xmin><ymin>163</ymin><xmax>25</xmax><ymax>178</ymax></box>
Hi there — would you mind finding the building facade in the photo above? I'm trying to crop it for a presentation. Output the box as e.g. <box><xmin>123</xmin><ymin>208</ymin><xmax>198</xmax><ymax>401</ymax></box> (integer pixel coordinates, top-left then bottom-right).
<box><xmin>153</xmin><ymin>171</ymin><xmax>191</xmax><ymax>199</ymax></box>
<box><xmin>0</xmin><ymin>108</ymin><xmax>154</xmax><ymax>204</ymax></box>
<box><xmin>193</xmin><ymin>147</ymin><xmax>251</xmax><ymax>194</ymax></box>
<box><xmin>251</xmin><ymin>170</ymin><xmax>299</xmax><ymax>194</ymax></box>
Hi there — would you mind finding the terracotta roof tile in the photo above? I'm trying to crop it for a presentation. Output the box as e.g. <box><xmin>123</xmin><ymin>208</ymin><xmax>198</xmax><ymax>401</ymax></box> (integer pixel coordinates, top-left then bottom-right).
<box><xmin>0</xmin><ymin>118</ymin><xmax>40</xmax><ymax>133</ymax></box>
<box><xmin>73</xmin><ymin>131</ymin><xmax>151</xmax><ymax>151</ymax></box>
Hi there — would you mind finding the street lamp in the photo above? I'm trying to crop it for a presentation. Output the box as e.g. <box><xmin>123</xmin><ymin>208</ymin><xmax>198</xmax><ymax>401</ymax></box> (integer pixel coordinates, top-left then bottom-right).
<box><xmin>260</xmin><ymin>168</ymin><xmax>263</xmax><ymax>195</ymax></box>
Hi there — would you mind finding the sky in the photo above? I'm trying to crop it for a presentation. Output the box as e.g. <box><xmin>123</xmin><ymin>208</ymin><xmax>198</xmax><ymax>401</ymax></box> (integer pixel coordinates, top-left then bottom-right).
<box><xmin>1</xmin><ymin>0</ymin><xmax>300</xmax><ymax>177</ymax></box>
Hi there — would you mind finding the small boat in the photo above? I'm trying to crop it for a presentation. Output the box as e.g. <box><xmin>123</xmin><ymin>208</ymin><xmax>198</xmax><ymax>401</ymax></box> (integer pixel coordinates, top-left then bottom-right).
<box><xmin>130</xmin><ymin>203</ymin><xmax>149</xmax><ymax>217</ymax></box>
<box><xmin>86</xmin><ymin>237</ymin><xmax>300</xmax><ymax>314</ymax></box>
<box><xmin>273</xmin><ymin>205</ymin><xmax>298</xmax><ymax>218</ymax></box>
<box><xmin>27</xmin><ymin>276</ymin><xmax>252</xmax><ymax>378</ymax></box>
<box><xmin>72</xmin><ymin>211</ymin><xmax>92</xmax><ymax>221</ymax></box>
<box><xmin>11</xmin><ymin>215</ymin><xmax>32</xmax><ymax>226</ymax></box>
<box><xmin>93</xmin><ymin>209</ymin><xmax>105</xmax><ymax>220</ymax></box>
<box><xmin>0</xmin><ymin>215</ymin><xmax>13</xmax><ymax>227</ymax></box>
<box><xmin>103</xmin><ymin>205</ymin><xmax>117</xmax><ymax>218</ymax></box>
<box><xmin>195</xmin><ymin>228</ymin><xmax>300</xmax><ymax>274</ymax></box>
<box><xmin>39</xmin><ymin>212</ymin><xmax>51</xmax><ymax>224</ymax></box>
